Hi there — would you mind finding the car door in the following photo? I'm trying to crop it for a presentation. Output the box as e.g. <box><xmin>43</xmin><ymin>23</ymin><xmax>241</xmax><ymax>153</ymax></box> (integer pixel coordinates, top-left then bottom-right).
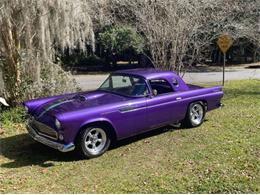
<box><xmin>104</xmin><ymin>75</ymin><xmax>149</xmax><ymax>139</ymax></box>
<box><xmin>115</xmin><ymin>97</ymin><xmax>148</xmax><ymax>138</ymax></box>
<box><xmin>146</xmin><ymin>78</ymin><xmax>185</xmax><ymax>129</ymax></box>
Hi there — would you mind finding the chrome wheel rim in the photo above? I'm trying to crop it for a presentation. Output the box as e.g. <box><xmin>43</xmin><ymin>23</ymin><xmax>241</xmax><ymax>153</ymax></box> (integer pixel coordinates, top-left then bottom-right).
<box><xmin>85</xmin><ymin>128</ymin><xmax>107</xmax><ymax>155</ymax></box>
<box><xmin>190</xmin><ymin>104</ymin><xmax>203</xmax><ymax>125</ymax></box>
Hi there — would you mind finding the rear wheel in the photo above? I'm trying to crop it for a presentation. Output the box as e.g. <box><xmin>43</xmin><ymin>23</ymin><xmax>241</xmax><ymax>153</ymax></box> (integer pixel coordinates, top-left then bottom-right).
<box><xmin>76</xmin><ymin>126</ymin><xmax>111</xmax><ymax>158</ymax></box>
<box><xmin>182</xmin><ymin>102</ymin><xmax>205</xmax><ymax>128</ymax></box>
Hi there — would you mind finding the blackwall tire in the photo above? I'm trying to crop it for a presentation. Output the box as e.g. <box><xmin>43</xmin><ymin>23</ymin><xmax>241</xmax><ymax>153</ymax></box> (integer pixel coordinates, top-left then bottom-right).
<box><xmin>182</xmin><ymin>102</ymin><xmax>205</xmax><ymax>128</ymax></box>
<box><xmin>76</xmin><ymin>126</ymin><xmax>111</xmax><ymax>159</ymax></box>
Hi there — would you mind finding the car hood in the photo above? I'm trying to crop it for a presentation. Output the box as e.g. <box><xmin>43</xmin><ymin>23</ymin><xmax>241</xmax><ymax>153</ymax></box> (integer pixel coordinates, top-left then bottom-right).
<box><xmin>33</xmin><ymin>90</ymin><xmax>128</xmax><ymax>119</ymax></box>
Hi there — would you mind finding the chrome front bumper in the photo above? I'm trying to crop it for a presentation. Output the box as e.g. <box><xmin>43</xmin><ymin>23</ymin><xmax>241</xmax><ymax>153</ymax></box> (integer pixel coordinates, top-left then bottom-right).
<box><xmin>27</xmin><ymin>124</ymin><xmax>75</xmax><ymax>152</ymax></box>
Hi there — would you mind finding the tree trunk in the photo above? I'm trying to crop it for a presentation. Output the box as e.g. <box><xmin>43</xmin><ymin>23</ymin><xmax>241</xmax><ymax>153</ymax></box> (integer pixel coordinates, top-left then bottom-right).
<box><xmin>0</xmin><ymin>17</ymin><xmax>22</xmax><ymax>105</ymax></box>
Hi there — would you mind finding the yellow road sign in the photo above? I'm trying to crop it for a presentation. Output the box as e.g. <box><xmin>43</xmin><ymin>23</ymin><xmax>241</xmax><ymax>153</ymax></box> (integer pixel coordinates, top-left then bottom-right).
<box><xmin>217</xmin><ymin>34</ymin><xmax>233</xmax><ymax>53</ymax></box>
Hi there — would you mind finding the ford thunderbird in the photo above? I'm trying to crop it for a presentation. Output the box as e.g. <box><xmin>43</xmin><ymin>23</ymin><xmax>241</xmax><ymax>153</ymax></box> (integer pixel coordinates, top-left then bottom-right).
<box><xmin>24</xmin><ymin>69</ymin><xmax>224</xmax><ymax>158</ymax></box>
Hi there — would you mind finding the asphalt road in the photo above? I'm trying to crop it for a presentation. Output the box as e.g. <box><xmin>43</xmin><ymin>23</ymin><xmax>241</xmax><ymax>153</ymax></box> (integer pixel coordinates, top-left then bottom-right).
<box><xmin>73</xmin><ymin>67</ymin><xmax>260</xmax><ymax>91</ymax></box>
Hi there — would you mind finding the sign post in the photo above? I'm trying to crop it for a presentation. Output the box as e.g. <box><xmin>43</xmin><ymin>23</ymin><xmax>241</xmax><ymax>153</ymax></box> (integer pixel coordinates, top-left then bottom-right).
<box><xmin>217</xmin><ymin>34</ymin><xmax>233</xmax><ymax>86</ymax></box>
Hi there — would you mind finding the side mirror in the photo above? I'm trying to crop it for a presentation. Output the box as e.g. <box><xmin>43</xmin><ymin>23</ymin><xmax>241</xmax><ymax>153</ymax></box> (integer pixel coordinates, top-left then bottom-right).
<box><xmin>173</xmin><ymin>79</ymin><xmax>179</xmax><ymax>87</ymax></box>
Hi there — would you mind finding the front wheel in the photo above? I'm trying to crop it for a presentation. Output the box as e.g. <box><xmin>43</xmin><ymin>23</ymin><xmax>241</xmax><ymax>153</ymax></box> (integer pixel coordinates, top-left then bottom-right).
<box><xmin>182</xmin><ymin>102</ymin><xmax>205</xmax><ymax>128</ymax></box>
<box><xmin>76</xmin><ymin>126</ymin><xmax>111</xmax><ymax>158</ymax></box>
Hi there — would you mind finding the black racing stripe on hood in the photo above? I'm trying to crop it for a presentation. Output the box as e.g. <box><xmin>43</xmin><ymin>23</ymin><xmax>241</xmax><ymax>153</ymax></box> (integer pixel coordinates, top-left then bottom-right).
<box><xmin>36</xmin><ymin>97</ymin><xmax>74</xmax><ymax>118</ymax></box>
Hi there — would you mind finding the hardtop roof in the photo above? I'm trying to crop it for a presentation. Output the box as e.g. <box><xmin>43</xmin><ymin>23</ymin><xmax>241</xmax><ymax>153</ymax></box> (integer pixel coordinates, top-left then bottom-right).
<box><xmin>114</xmin><ymin>68</ymin><xmax>177</xmax><ymax>79</ymax></box>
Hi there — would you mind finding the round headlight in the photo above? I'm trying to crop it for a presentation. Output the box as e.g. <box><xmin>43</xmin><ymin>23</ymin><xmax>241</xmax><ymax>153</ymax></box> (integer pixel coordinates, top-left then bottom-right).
<box><xmin>55</xmin><ymin>119</ymin><xmax>61</xmax><ymax>129</ymax></box>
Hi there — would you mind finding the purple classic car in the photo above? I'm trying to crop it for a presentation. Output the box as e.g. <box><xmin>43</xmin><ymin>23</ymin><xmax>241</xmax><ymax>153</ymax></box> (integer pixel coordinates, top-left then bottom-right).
<box><xmin>24</xmin><ymin>69</ymin><xmax>224</xmax><ymax>158</ymax></box>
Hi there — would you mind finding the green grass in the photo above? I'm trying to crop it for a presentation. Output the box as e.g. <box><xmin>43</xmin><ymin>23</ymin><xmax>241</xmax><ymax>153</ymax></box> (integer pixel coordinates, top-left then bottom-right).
<box><xmin>1</xmin><ymin>80</ymin><xmax>260</xmax><ymax>193</ymax></box>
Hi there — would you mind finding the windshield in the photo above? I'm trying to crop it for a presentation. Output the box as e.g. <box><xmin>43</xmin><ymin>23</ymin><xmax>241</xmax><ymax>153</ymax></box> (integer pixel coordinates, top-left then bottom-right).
<box><xmin>99</xmin><ymin>74</ymin><xmax>148</xmax><ymax>97</ymax></box>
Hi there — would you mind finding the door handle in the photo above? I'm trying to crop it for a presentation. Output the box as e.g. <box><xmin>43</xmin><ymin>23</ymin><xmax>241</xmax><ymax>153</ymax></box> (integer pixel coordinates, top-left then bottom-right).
<box><xmin>176</xmin><ymin>97</ymin><xmax>182</xmax><ymax>101</ymax></box>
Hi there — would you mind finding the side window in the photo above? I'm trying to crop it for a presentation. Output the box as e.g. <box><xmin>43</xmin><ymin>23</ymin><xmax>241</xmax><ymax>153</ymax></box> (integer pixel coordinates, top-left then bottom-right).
<box><xmin>149</xmin><ymin>79</ymin><xmax>174</xmax><ymax>96</ymax></box>
<box><xmin>112</xmin><ymin>76</ymin><xmax>131</xmax><ymax>88</ymax></box>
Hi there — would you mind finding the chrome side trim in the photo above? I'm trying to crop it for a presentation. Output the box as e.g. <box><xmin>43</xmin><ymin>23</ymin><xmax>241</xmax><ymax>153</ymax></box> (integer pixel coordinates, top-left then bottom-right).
<box><xmin>27</xmin><ymin>124</ymin><xmax>75</xmax><ymax>152</ymax></box>
<box><xmin>119</xmin><ymin>106</ymin><xmax>145</xmax><ymax>113</ymax></box>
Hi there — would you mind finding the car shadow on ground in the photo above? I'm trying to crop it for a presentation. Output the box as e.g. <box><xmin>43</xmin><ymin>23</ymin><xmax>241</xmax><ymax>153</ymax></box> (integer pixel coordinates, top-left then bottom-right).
<box><xmin>0</xmin><ymin>133</ymin><xmax>78</xmax><ymax>168</ymax></box>
<box><xmin>110</xmin><ymin>125</ymin><xmax>180</xmax><ymax>150</ymax></box>
<box><xmin>0</xmin><ymin>125</ymin><xmax>185</xmax><ymax>168</ymax></box>
<box><xmin>245</xmin><ymin>65</ymin><xmax>260</xmax><ymax>69</ymax></box>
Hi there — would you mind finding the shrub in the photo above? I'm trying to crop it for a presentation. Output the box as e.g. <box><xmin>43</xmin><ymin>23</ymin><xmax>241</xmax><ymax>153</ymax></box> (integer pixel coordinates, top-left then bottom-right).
<box><xmin>0</xmin><ymin>106</ymin><xmax>26</xmax><ymax>130</ymax></box>
<box><xmin>1</xmin><ymin>54</ymin><xmax>80</xmax><ymax>105</ymax></box>
<box><xmin>19</xmin><ymin>62</ymin><xmax>80</xmax><ymax>101</ymax></box>
<box><xmin>98</xmin><ymin>25</ymin><xmax>144</xmax><ymax>55</ymax></box>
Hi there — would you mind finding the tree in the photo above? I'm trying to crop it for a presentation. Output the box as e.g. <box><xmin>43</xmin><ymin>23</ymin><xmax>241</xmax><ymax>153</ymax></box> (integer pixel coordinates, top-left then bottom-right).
<box><xmin>107</xmin><ymin>0</ymin><xmax>213</xmax><ymax>73</ymax></box>
<box><xmin>106</xmin><ymin>0</ymin><xmax>260</xmax><ymax>73</ymax></box>
<box><xmin>98</xmin><ymin>25</ymin><xmax>144</xmax><ymax>65</ymax></box>
<box><xmin>0</xmin><ymin>0</ymin><xmax>95</xmax><ymax>105</ymax></box>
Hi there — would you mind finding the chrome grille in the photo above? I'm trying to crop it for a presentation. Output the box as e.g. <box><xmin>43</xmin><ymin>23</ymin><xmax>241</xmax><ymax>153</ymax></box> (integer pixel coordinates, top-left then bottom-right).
<box><xmin>29</xmin><ymin>118</ymin><xmax>58</xmax><ymax>140</ymax></box>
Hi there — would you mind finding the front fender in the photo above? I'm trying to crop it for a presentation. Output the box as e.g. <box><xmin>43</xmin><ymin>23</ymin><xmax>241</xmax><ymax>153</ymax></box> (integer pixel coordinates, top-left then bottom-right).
<box><xmin>79</xmin><ymin>117</ymin><xmax>116</xmax><ymax>131</ymax></box>
<box><xmin>62</xmin><ymin>117</ymin><xmax>117</xmax><ymax>144</ymax></box>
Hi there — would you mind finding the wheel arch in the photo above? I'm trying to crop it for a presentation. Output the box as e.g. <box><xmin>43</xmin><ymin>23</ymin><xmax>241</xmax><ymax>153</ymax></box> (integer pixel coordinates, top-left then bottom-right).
<box><xmin>181</xmin><ymin>99</ymin><xmax>207</xmax><ymax>128</ymax></box>
<box><xmin>183</xmin><ymin>99</ymin><xmax>208</xmax><ymax>119</ymax></box>
<box><xmin>76</xmin><ymin>119</ymin><xmax>118</xmax><ymax>143</ymax></box>
<box><xmin>188</xmin><ymin>99</ymin><xmax>208</xmax><ymax>111</ymax></box>
<box><xmin>198</xmin><ymin>99</ymin><xmax>208</xmax><ymax>111</ymax></box>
